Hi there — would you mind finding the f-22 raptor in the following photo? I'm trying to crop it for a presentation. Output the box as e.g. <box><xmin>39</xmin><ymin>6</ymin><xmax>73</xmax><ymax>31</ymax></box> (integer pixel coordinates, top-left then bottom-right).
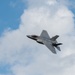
<box><xmin>27</xmin><ymin>30</ymin><xmax>62</xmax><ymax>54</ymax></box>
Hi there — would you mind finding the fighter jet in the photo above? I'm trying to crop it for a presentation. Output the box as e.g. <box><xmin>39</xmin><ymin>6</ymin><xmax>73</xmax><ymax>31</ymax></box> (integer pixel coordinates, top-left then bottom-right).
<box><xmin>27</xmin><ymin>30</ymin><xmax>62</xmax><ymax>54</ymax></box>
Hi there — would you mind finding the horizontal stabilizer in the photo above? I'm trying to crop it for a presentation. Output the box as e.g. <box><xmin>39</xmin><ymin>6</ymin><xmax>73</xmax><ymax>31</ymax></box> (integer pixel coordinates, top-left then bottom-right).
<box><xmin>51</xmin><ymin>35</ymin><xmax>59</xmax><ymax>41</ymax></box>
<box><xmin>56</xmin><ymin>46</ymin><xmax>61</xmax><ymax>51</ymax></box>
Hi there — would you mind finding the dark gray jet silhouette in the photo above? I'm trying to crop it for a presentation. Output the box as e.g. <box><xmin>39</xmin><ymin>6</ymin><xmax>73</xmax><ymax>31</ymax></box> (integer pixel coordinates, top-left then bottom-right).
<box><xmin>27</xmin><ymin>30</ymin><xmax>62</xmax><ymax>54</ymax></box>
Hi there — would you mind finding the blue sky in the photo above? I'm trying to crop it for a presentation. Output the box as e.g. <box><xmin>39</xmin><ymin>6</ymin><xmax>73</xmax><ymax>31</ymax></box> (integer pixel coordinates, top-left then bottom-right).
<box><xmin>0</xmin><ymin>0</ymin><xmax>27</xmax><ymax>74</ymax></box>
<box><xmin>0</xmin><ymin>0</ymin><xmax>27</xmax><ymax>36</ymax></box>
<box><xmin>0</xmin><ymin>0</ymin><xmax>75</xmax><ymax>75</ymax></box>
<box><xmin>68</xmin><ymin>0</ymin><xmax>75</xmax><ymax>13</ymax></box>
<box><xmin>0</xmin><ymin>63</ymin><xmax>11</xmax><ymax>74</ymax></box>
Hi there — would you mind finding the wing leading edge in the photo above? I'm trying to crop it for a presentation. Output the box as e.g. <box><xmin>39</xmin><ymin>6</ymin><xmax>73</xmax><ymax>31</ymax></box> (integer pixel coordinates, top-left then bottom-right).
<box><xmin>40</xmin><ymin>30</ymin><xmax>50</xmax><ymax>39</ymax></box>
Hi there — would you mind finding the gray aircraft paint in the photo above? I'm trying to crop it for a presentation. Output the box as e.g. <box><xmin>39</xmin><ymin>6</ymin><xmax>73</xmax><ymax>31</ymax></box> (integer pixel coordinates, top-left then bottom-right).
<box><xmin>27</xmin><ymin>30</ymin><xmax>62</xmax><ymax>54</ymax></box>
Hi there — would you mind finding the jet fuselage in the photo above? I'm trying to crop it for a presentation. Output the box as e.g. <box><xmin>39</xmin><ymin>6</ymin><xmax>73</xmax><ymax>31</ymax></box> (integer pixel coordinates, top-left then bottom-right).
<box><xmin>27</xmin><ymin>30</ymin><xmax>62</xmax><ymax>54</ymax></box>
<box><xmin>27</xmin><ymin>35</ymin><xmax>62</xmax><ymax>47</ymax></box>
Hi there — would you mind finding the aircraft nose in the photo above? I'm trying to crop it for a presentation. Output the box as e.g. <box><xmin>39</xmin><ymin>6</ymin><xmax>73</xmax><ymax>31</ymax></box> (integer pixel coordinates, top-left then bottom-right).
<box><xmin>27</xmin><ymin>35</ymin><xmax>31</xmax><ymax>38</ymax></box>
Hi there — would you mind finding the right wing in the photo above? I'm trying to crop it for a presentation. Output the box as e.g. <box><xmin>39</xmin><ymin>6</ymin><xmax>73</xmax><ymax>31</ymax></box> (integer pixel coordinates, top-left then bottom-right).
<box><xmin>42</xmin><ymin>39</ymin><xmax>56</xmax><ymax>54</ymax></box>
<box><xmin>40</xmin><ymin>30</ymin><xmax>50</xmax><ymax>39</ymax></box>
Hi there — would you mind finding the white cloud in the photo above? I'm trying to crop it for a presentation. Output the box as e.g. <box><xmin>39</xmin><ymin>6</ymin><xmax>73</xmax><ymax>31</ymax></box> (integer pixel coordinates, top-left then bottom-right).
<box><xmin>0</xmin><ymin>0</ymin><xmax>75</xmax><ymax>75</ymax></box>
<box><xmin>47</xmin><ymin>0</ymin><xmax>57</xmax><ymax>5</ymax></box>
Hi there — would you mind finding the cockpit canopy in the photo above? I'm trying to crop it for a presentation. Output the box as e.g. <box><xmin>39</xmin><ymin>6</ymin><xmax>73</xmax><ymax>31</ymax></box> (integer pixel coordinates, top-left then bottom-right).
<box><xmin>32</xmin><ymin>35</ymin><xmax>38</xmax><ymax>38</ymax></box>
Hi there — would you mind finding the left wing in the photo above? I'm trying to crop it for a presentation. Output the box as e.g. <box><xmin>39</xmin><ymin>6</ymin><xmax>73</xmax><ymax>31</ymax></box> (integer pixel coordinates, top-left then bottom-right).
<box><xmin>42</xmin><ymin>39</ymin><xmax>56</xmax><ymax>54</ymax></box>
<box><xmin>40</xmin><ymin>30</ymin><xmax>50</xmax><ymax>39</ymax></box>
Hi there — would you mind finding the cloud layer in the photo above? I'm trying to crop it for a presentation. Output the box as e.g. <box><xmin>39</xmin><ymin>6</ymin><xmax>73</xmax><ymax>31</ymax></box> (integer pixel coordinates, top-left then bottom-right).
<box><xmin>0</xmin><ymin>0</ymin><xmax>75</xmax><ymax>75</ymax></box>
